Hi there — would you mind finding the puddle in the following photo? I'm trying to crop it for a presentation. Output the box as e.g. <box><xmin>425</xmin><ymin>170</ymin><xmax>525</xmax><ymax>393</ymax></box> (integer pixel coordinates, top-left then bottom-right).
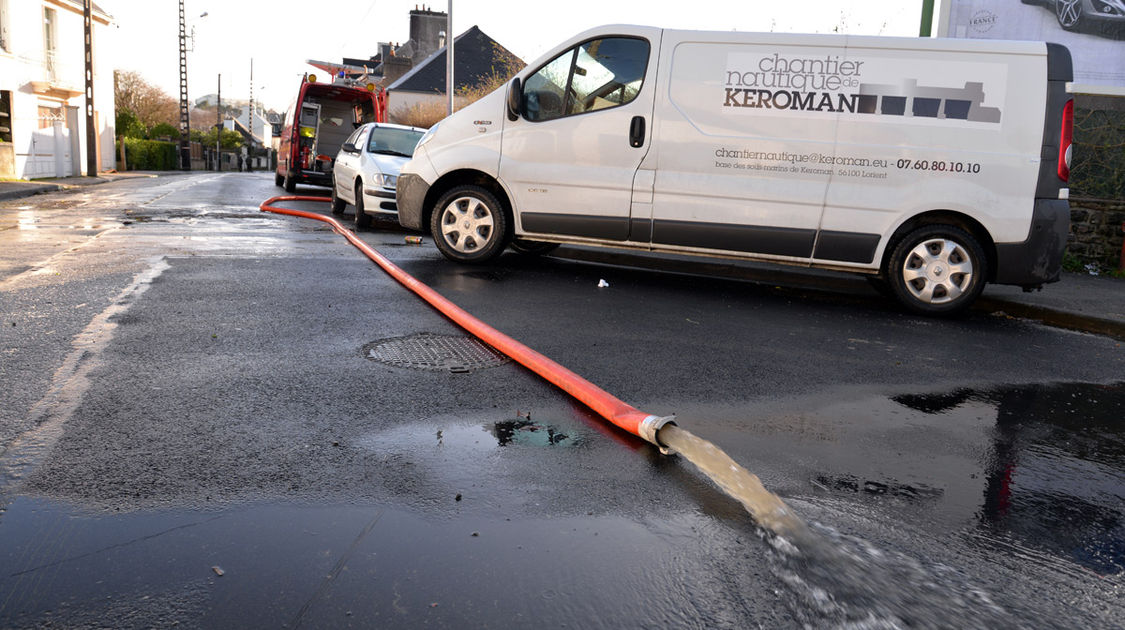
<box><xmin>2</xmin><ymin>383</ymin><xmax>1120</xmax><ymax>627</ymax></box>
<box><xmin>0</xmin><ymin>497</ymin><xmax>766</xmax><ymax>628</ymax></box>
<box><xmin>360</xmin><ymin>416</ymin><xmax>586</xmax><ymax>455</ymax></box>
<box><xmin>492</xmin><ymin>417</ymin><xmax>579</xmax><ymax>447</ymax></box>
<box><xmin>660</xmin><ymin>382</ymin><xmax>1124</xmax><ymax>627</ymax></box>
<box><xmin>893</xmin><ymin>382</ymin><xmax>1125</xmax><ymax>576</ymax></box>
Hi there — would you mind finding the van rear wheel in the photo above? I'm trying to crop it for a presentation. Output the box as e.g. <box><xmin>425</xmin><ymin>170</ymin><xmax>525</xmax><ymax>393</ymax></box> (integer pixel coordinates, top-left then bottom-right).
<box><xmin>283</xmin><ymin>171</ymin><xmax>296</xmax><ymax>193</ymax></box>
<box><xmin>431</xmin><ymin>185</ymin><xmax>509</xmax><ymax>263</ymax></box>
<box><xmin>887</xmin><ymin>225</ymin><xmax>986</xmax><ymax>316</ymax></box>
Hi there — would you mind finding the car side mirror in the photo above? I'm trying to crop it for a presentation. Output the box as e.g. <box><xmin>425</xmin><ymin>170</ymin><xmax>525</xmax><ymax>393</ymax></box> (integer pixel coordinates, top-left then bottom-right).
<box><xmin>506</xmin><ymin>77</ymin><xmax>521</xmax><ymax>121</ymax></box>
<box><xmin>342</xmin><ymin>142</ymin><xmax>356</xmax><ymax>153</ymax></box>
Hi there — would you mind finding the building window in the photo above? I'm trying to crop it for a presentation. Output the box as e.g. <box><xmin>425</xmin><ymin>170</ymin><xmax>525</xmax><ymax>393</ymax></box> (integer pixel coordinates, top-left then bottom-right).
<box><xmin>39</xmin><ymin>105</ymin><xmax>63</xmax><ymax>129</ymax></box>
<box><xmin>0</xmin><ymin>91</ymin><xmax>11</xmax><ymax>143</ymax></box>
<box><xmin>43</xmin><ymin>7</ymin><xmax>57</xmax><ymax>79</ymax></box>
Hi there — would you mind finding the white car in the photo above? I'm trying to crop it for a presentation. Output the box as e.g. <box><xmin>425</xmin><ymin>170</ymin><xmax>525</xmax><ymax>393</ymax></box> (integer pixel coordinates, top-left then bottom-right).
<box><xmin>331</xmin><ymin>122</ymin><xmax>427</xmax><ymax>228</ymax></box>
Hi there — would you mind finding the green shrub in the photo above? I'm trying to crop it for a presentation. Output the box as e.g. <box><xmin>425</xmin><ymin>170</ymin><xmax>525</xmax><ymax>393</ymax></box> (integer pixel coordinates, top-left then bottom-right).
<box><xmin>117</xmin><ymin>138</ymin><xmax>178</xmax><ymax>170</ymax></box>
<box><xmin>116</xmin><ymin>108</ymin><xmax>146</xmax><ymax>139</ymax></box>
<box><xmin>148</xmin><ymin>122</ymin><xmax>180</xmax><ymax>140</ymax></box>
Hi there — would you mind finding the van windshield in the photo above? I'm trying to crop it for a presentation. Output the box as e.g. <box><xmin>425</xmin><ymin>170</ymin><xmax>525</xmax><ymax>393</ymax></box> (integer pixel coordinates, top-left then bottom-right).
<box><xmin>366</xmin><ymin>126</ymin><xmax>425</xmax><ymax>157</ymax></box>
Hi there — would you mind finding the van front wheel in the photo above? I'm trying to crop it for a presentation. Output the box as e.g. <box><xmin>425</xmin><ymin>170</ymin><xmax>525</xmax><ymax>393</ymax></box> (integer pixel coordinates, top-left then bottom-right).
<box><xmin>887</xmin><ymin>225</ymin><xmax>986</xmax><ymax>316</ymax></box>
<box><xmin>431</xmin><ymin>185</ymin><xmax>508</xmax><ymax>263</ymax></box>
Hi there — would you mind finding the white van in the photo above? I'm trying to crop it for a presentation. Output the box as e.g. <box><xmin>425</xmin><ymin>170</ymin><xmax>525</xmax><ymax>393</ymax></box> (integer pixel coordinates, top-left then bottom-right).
<box><xmin>396</xmin><ymin>25</ymin><xmax>1073</xmax><ymax>314</ymax></box>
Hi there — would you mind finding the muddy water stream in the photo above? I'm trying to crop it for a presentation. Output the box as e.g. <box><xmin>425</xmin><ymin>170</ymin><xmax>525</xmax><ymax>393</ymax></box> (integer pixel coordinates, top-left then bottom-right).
<box><xmin>658</xmin><ymin>424</ymin><xmax>812</xmax><ymax>544</ymax></box>
<box><xmin>658</xmin><ymin>423</ymin><xmax>1027</xmax><ymax>628</ymax></box>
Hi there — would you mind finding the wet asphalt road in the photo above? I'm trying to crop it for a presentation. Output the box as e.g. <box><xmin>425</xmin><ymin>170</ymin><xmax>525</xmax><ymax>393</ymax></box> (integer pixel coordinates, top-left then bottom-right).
<box><xmin>0</xmin><ymin>173</ymin><xmax>1122</xmax><ymax>628</ymax></box>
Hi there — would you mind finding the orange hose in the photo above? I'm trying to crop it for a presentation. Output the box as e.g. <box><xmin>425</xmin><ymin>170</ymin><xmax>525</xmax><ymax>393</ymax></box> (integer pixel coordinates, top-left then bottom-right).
<box><xmin>259</xmin><ymin>195</ymin><xmax>672</xmax><ymax>448</ymax></box>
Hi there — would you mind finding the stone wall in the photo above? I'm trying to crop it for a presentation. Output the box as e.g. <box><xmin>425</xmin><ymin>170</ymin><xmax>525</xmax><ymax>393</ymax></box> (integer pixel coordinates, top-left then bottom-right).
<box><xmin>1069</xmin><ymin>199</ymin><xmax>1125</xmax><ymax>270</ymax></box>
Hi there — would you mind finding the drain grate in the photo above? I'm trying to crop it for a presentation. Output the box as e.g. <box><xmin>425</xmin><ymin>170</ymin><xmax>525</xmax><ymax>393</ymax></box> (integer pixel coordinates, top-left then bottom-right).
<box><xmin>364</xmin><ymin>333</ymin><xmax>510</xmax><ymax>373</ymax></box>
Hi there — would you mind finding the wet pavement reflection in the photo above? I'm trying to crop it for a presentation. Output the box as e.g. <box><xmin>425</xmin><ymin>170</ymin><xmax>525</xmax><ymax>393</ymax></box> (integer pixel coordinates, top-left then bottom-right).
<box><xmin>1</xmin><ymin>383</ymin><xmax>1120</xmax><ymax>627</ymax></box>
<box><xmin>895</xmin><ymin>382</ymin><xmax>1125</xmax><ymax>575</ymax></box>
<box><xmin>0</xmin><ymin>498</ymin><xmax>775</xmax><ymax>629</ymax></box>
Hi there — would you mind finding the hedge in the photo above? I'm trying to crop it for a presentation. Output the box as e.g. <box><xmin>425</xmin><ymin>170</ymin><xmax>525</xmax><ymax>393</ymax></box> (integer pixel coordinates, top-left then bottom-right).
<box><xmin>117</xmin><ymin>138</ymin><xmax>178</xmax><ymax>171</ymax></box>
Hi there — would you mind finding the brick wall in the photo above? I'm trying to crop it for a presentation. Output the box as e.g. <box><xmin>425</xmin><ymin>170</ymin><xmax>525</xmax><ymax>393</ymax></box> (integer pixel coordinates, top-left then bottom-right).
<box><xmin>1068</xmin><ymin>200</ymin><xmax>1125</xmax><ymax>270</ymax></box>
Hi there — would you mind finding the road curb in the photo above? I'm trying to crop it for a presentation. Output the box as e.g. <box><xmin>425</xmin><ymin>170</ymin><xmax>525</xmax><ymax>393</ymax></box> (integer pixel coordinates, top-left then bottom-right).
<box><xmin>974</xmin><ymin>296</ymin><xmax>1125</xmax><ymax>340</ymax></box>
<box><xmin>0</xmin><ymin>184</ymin><xmax>61</xmax><ymax>202</ymax></box>
<box><xmin>547</xmin><ymin>246</ymin><xmax>1125</xmax><ymax>340</ymax></box>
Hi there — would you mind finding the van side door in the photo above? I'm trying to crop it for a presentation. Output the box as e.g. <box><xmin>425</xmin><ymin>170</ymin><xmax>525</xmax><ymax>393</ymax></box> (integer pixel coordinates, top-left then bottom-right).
<box><xmin>647</xmin><ymin>33</ymin><xmax>837</xmax><ymax>262</ymax></box>
<box><xmin>501</xmin><ymin>30</ymin><xmax>659</xmax><ymax>242</ymax></box>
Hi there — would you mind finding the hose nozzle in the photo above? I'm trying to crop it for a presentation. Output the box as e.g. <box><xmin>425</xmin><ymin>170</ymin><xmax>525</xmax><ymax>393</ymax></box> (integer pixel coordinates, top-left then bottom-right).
<box><xmin>639</xmin><ymin>415</ymin><xmax>677</xmax><ymax>455</ymax></box>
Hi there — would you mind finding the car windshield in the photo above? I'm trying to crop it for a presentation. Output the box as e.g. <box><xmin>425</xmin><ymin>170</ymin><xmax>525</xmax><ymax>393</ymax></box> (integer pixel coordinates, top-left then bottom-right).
<box><xmin>366</xmin><ymin>126</ymin><xmax>426</xmax><ymax>157</ymax></box>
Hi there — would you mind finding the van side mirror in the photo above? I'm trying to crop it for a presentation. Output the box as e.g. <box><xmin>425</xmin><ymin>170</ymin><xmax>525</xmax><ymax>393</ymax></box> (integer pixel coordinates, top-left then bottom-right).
<box><xmin>506</xmin><ymin>77</ymin><xmax>521</xmax><ymax>121</ymax></box>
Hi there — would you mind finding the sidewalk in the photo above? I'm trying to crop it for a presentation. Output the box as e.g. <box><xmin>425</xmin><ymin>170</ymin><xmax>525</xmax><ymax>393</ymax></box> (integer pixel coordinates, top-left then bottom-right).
<box><xmin>551</xmin><ymin>245</ymin><xmax>1125</xmax><ymax>340</ymax></box>
<box><xmin>0</xmin><ymin>171</ymin><xmax>167</xmax><ymax>202</ymax></box>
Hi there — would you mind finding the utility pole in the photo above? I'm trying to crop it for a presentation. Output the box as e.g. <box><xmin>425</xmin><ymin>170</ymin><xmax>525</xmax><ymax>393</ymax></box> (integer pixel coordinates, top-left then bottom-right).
<box><xmin>215</xmin><ymin>74</ymin><xmax>221</xmax><ymax>171</ymax></box>
<box><xmin>177</xmin><ymin>0</ymin><xmax>190</xmax><ymax>169</ymax></box>
<box><xmin>82</xmin><ymin>0</ymin><xmax>96</xmax><ymax>176</ymax></box>
<box><xmin>446</xmin><ymin>1</ymin><xmax>454</xmax><ymax>116</ymax></box>
<box><xmin>247</xmin><ymin>59</ymin><xmax>253</xmax><ymax>172</ymax></box>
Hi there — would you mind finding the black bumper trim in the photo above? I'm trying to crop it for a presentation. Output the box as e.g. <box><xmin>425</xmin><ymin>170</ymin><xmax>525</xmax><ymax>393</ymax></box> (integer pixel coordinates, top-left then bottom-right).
<box><xmin>396</xmin><ymin>174</ymin><xmax>430</xmax><ymax>231</ymax></box>
<box><xmin>993</xmin><ymin>198</ymin><xmax>1069</xmax><ymax>286</ymax></box>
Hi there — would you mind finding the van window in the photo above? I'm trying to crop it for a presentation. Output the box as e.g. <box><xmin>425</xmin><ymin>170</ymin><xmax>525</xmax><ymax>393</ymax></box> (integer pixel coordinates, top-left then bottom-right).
<box><xmin>522</xmin><ymin>37</ymin><xmax>649</xmax><ymax>122</ymax></box>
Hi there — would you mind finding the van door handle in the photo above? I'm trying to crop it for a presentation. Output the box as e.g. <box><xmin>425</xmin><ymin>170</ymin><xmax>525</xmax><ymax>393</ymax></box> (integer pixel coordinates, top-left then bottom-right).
<box><xmin>629</xmin><ymin>116</ymin><xmax>646</xmax><ymax>148</ymax></box>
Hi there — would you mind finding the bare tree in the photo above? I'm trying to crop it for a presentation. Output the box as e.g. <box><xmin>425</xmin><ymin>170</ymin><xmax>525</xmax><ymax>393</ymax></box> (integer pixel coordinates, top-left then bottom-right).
<box><xmin>114</xmin><ymin>70</ymin><xmax>179</xmax><ymax>129</ymax></box>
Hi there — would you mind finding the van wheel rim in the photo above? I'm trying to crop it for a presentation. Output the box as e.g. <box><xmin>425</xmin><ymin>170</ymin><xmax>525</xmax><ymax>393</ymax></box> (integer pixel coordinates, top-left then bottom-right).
<box><xmin>900</xmin><ymin>238</ymin><xmax>974</xmax><ymax>305</ymax></box>
<box><xmin>440</xmin><ymin>196</ymin><xmax>494</xmax><ymax>253</ymax></box>
<box><xmin>1056</xmin><ymin>0</ymin><xmax>1080</xmax><ymax>27</ymax></box>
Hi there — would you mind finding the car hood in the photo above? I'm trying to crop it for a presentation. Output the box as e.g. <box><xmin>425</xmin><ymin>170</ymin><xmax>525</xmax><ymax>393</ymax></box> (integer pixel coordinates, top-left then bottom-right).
<box><xmin>366</xmin><ymin>153</ymin><xmax>411</xmax><ymax>175</ymax></box>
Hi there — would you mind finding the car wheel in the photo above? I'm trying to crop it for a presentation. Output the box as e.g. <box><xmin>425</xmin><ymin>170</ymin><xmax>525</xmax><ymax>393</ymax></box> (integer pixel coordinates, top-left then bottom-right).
<box><xmin>354</xmin><ymin>181</ymin><xmax>372</xmax><ymax>230</ymax></box>
<box><xmin>283</xmin><ymin>171</ymin><xmax>296</xmax><ymax>193</ymax></box>
<box><xmin>1055</xmin><ymin>0</ymin><xmax>1082</xmax><ymax>30</ymax></box>
<box><xmin>510</xmin><ymin>239</ymin><xmax>559</xmax><ymax>256</ymax></box>
<box><xmin>430</xmin><ymin>185</ymin><xmax>509</xmax><ymax>263</ymax></box>
<box><xmin>887</xmin><ymin>224</ymin><xmax>986</xmax><ymax>316</ymax></box>
<box><xmin>330</xmin><ymin>176</ymin><xmax>347</xmax><ymax>215</ymax></box>
<box><xmin>275</xmin><ymin>172</ymin><xmax>284</xmax><ymax>187</ymax></box>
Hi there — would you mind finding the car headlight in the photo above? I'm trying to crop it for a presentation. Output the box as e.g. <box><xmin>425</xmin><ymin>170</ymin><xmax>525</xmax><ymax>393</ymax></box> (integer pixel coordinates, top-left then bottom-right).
<box><xmin>370</xmin><ymin>173</ymin><xmax>398</xmax><ymax>188</ymax></box>
<box><xmin>372</xmin><ymin>173</ymin><xmax>398</xmax><ymax>188</ymax></box>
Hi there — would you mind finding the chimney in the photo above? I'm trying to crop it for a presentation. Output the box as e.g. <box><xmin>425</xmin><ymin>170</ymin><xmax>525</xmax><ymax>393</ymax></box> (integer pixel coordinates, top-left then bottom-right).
<box><xmin>409</xmin><ymin>6</ymin><xmax>447</xmax><ymax>61</ymax></box>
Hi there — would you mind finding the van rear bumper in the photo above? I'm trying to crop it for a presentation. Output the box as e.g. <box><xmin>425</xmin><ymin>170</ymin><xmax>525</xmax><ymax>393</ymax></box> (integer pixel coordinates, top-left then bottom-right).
<box><xmin>993</xmin><ymin>199</ymin><xmax>1069</xmax><ymax>287</ymax></box>
<box><xmin>297</xmin><ymin>170</ymin><xmax>332</xmax><ymax>187</ymax></box>
<box><xmin>396</xmin><ymin>173</ymin><xmax>430</xmax><ymax>231</ymax></box>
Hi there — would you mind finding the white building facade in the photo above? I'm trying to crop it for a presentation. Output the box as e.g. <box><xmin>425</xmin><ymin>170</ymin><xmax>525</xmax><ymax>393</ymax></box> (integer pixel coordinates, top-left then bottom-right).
<box><xmin>0</xmin><ymin>0</ymin><xmax>115</xmax><ymax>179</ymax></box>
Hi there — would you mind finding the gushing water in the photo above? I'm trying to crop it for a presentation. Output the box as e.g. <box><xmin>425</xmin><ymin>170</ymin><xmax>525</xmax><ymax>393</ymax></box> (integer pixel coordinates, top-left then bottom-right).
<box><xmin>655</xmin><ymin>424</ymin><xmax>1032</xmax><ymax>628</ymax></box>
<box><xmin>657</xmin><ymin>424</ymin><xmax>811</xmax><ymax>544</ymax></box>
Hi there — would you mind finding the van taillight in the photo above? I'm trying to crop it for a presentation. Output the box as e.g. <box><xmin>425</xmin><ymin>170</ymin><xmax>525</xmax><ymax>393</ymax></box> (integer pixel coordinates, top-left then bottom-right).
<box><xmin>1058</xmin><ymin>99</ymin><xmax>1073</xmax><ymax>183</ymax></box>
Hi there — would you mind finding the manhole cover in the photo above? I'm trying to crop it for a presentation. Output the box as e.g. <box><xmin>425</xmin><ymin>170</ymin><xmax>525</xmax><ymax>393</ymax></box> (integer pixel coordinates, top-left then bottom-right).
<box><xmin>364</xmin><ymin>333</ymin><xmax>510</xmax><ymax>373</ymax></box>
